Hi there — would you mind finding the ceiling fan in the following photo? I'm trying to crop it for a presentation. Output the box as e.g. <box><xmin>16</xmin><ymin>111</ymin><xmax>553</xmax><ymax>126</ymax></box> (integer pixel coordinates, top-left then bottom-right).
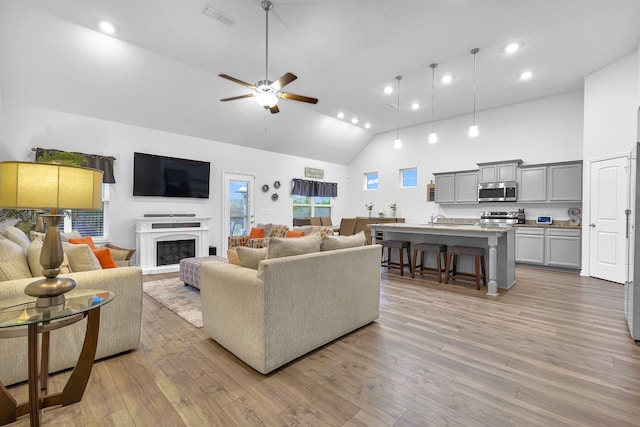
<box><xmin>218</xmin><ymin>0</ymin><xmax>318</xmax><ymax>114</ymax></box>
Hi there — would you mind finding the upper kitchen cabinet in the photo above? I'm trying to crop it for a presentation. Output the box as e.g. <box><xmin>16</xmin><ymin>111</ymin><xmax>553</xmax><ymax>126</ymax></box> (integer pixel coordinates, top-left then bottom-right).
<box><xmin>477</xmin><ymin>159</ymin><xmax>522</xmax><ymax>183</ymax></box>
<box><xmin>434</xmin><ymin>170</ymin><xmax>478</xmax><ymax>204</ymax></box>
<box><xmin>517</xmin><ymin>161</ymin><xmax>582</xmax><ymax>203</ymax></box>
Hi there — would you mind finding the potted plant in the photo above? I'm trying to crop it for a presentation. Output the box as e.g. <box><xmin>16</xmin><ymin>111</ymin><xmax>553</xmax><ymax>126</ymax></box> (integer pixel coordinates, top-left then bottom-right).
<box><xmin>389</xmin><ymin>203</ymin><xmax>397</xmax><ymax>218</ymax></box>
<box><xmin>378</xmin><ymin>209</ymin><xmax>385</xmax><ymax>218</ymax></box>
<box><xmin>365</xmin><ymin>202</ymin><xmax>374</xmax><ymax>218</ymax></box>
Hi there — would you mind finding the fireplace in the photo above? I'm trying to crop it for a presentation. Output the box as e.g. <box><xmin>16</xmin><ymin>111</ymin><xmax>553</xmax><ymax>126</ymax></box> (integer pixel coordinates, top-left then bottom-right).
<box><xmin>135</xmin><ymin>215</ymin><xmax>211</xmax><ymax>274</ymax></box>
<box><xmin>156</xmin><ymin>239</ymin><xmax>195</xmax><ymax>266</ymax></box>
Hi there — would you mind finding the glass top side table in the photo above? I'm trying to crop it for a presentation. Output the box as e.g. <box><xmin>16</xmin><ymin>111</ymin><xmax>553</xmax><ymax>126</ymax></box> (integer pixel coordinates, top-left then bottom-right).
<box><xmin>0</xmin><ymin>289</ymin><xmax>114</xmax><ymax>427</ymax></box>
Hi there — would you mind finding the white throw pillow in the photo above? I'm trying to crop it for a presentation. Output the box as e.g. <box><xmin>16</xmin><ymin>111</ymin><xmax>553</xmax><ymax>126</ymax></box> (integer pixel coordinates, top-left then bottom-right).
<box><xmin>62</xmin><ymin>242</ymin><xmax>102</xmax><ymax>272</ymax></box>
<box><xmin>236</xmin><ymin>247</ymin><xmax>268</xmax><ymax>269</ymax></box>
<box><xmin>0</xmin><ymin>237</ymin><xmax>33</xmax><ymax>280</ymax></box>
<box><xmin>2</xmin><ymin>225</ymin><xmax>31</xmax><ymax>252</ymax></box>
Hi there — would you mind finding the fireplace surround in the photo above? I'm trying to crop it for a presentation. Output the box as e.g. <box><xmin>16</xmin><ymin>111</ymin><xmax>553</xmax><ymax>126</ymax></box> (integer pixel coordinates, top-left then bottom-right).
<box><xmin>135</xmin><ymin>216</ymin><xmax>211</xmax><ymax>274</ymax></box>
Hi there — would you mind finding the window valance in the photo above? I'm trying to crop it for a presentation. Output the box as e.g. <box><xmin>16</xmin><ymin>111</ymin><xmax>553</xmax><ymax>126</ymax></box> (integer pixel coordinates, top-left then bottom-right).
<box><xmin>291</xmin><ymin>178</ymin><xmax>337</xmax><ymax>197</ymax></box>
<box><xmin>34</xmin><ymin>148</ymin><xmax>116</xmax><ymax>184</ymax></box>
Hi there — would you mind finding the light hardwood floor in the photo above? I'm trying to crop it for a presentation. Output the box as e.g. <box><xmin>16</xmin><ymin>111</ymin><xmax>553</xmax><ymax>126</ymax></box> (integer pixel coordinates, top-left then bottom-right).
<box><xmin>7</xmin><ymin>267</ymin><xmax>640</xmax><ymax>426</ymax></box>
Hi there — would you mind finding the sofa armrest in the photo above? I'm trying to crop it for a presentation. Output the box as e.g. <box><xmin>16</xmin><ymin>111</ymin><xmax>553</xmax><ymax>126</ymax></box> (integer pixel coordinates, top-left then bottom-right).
<box><xmin>0</xmin><ymin>266</ymin><xmax>143</xmax><ymax>386</ymax></box>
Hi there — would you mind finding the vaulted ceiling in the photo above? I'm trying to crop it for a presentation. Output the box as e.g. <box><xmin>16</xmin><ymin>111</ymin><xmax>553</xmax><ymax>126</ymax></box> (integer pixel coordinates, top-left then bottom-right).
<box><xmin>10</xmin><ymin>0</ymin><xmax>640</xmax><ymax>164</ymax></box>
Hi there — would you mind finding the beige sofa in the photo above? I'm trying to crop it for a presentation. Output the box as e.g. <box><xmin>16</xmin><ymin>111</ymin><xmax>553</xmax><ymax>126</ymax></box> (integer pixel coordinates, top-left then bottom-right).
<box><xmin>200</xmin><ymin>244</ymin><xmax>382</xmax><ymax>374</ymax></box>
<box><xmin>0</xmin><ymin>229</ymin><xmax>143</xmax><ymax>386</ymax></box>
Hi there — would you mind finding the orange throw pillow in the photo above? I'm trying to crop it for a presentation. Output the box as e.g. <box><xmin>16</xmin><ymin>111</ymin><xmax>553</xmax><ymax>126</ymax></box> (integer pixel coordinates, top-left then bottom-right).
<box><xmin>285</xmin><ymin>230</ymin><xmax>305</xmax><ymax>238</ymax></box>
<box><xmin>92</xmin><ymin>248</ymin><xmax>117</xmax><ymax>269</ymax></box>
<box><xmin>249</xmin><ymin>227</ymin><xmax>265</xmax><ymax>238</ymax></box>
<box><xmin>68</xmin><ymin>236</ymin><xmax>96</xmax><ymax>250</ymax></box>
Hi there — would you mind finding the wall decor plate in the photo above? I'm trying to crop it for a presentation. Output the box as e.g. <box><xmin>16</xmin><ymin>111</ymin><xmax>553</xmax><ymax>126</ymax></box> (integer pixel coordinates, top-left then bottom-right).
<box><xmin>262</xmin><ymin>184</ymin><xmax>269</xmax><ymax>192</ymax></box>
<box><xmin>273</xmin><ymin>180</ymin><xmax>281</xmax><ymax>189</ymax></box>
<box><xmin>271</xmin><ymin>193</ymin><xmax>279</xmax><ymax>201</ymax></box>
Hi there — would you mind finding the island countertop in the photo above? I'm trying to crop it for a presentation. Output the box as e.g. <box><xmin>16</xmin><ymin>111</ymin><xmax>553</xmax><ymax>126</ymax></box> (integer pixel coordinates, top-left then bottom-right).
<box><xmin>369</xmin><ymin>222</ymin><xmax>516</xmax><ymax>296</ymax></box>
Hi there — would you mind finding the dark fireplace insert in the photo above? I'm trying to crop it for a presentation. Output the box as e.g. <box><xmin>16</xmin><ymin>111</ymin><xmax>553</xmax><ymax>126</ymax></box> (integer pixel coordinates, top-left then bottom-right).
<box><xmin>156</xmin><ymin>239</ymin><xmax>195</xmax><ymax>266</ymax></box>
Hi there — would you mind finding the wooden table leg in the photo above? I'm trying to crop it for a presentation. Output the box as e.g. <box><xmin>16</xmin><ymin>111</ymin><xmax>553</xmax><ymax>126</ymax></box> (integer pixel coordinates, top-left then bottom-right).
<box><xmin>27</xmin><ymin>324</ymin><xmax>40</xmax><ymax>427</ymax></box>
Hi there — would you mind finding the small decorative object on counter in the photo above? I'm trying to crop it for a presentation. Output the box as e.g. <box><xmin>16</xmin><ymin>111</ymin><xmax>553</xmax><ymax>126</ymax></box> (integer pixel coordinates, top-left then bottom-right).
<box><xmin>389</xmin><ymin>203</ymin><xmax>397</xmax><ymax>217</ymax></box>
<box><xmin>568</xmin><ymin>207</ymin><xmax>581</xmax><ymax>226</ymax></box>
<box><xmin>365</xmin><ymin>202</ymin><xmax>374</xmax><ymax>218</ymax></box>
<box><xmin>378</xmin><ymin>209</ymin><xmax>385</xmax><ymax>218</ymax></box>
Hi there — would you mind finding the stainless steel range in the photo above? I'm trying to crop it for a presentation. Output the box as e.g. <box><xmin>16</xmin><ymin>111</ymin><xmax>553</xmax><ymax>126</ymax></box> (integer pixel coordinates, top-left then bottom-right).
<box><xmin>480</xmin><ymin>211</ymin><xmax>519</xmax><ymax>226</ymax></box>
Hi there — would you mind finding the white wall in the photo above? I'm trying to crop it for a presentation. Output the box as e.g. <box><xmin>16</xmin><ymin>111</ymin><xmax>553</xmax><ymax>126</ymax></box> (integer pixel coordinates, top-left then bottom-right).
<box><xmin>581</xmin><ymin>51</ymin><xmax>640</xmax><ymax>275</ymax></box>
<box><xmin>347</xmin><ymin>91</ymin><xmax>584</xmax><ymax>223</ymax></box>
<box><xmin>0</xmin><ymin>103</ymin><xmax>349</xmax><ymax>252</ymax></box>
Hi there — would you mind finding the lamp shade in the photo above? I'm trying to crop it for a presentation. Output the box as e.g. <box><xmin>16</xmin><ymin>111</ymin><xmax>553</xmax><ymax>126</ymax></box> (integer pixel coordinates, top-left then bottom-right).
<box><xmin>0</xmin><ymin>161</ymin><xmax>103</xmax><ymax>210</ymax></box>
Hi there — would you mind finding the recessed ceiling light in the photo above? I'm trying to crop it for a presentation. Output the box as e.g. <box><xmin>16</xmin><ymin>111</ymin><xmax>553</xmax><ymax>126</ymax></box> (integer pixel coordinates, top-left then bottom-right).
<box><xmin>337</xmin><ymin>112</ymin><xmax>345</xmax><ymax>119</ymax></box>
<box><xmin>505</xmin><ymin>43</ymin><xmax>520</xmax><ymax>54</ymax></box>
<box><xmin>364</xmin><ymin>123</ymin><xmax>371</xmax><ymax>129</ymax></box>
<box><xmin>383</xmin><ymin>86</ymin><xmax>393</xmax><ymax>94</ymax></box>
<box><xmin>520</xmin><ymin>71</ymin><xmax>533</xmax><ymax>80</ymax></box>
<box><xmin>98</xmin><ymin>20</ymin><xmax>116</xmax><ymax>34</ymax></box>
<box><xmin>351</xmin><ymin>117</ymin><xmax>359</xmax><ymax>124</ymax></box>
<box><xmin>410</xmin><ymin>103</ymin><xmax>420</xmax><ymax>110</ymax></box>
<box><xmin>440</xmin><ymin>75</ymin><xmax>452</xmax><ymax>84</ymax></box>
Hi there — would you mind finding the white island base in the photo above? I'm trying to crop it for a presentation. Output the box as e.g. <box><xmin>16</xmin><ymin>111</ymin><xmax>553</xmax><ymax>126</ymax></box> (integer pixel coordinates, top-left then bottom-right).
<box><xmin>370</xmin><ymin>223</ymin><xmax>516</xmax><ymax>296</ymax></box>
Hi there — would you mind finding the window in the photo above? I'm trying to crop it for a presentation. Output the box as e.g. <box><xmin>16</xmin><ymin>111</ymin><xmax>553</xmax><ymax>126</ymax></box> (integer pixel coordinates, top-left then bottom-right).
<box><xmin>400</xmin><ymin>168</ymin><xmax>417</xmax><ymax>188</ymax></box>
<box><xmin>293</xmin><ymin>195</ymin><xmax>332</xmax><ymax>219</ymax></box>
<box><xmin>364</xmin><ymin>172</ymin><xmax>379</xmax><ymax>190</ymax></box>
<box><xmin>62</xmin><ymin>184</ymin><xmax>109</xmax><ymax>241</ymax></box>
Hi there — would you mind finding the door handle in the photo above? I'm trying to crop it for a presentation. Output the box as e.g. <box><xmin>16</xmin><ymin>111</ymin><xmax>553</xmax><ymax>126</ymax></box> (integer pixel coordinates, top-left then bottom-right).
<box><xmin>626</xmin><ymin>209</ymin><xmax>631</xmax><ymax>238</ymax></box>
<box><xmin>589</xmin><ymin>223</ymin><xmax>596</xmax><ymax>227</ymax></box>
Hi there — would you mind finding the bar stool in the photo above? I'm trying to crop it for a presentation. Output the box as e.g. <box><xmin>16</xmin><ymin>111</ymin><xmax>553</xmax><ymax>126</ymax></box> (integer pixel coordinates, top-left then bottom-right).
<box><xmin>444</xmin><ymin>245</ymin><xmax>486</xmax><ymax>290</ymax></box>
<box><xmin>381</xmin><ymin>240</ymin><xmax>412</xmax><ymax>276</ymax></box>
<box><xmin>411</xmin><ymin>243</ymin><xmax>447</xmax><ymax>282</ymax></box>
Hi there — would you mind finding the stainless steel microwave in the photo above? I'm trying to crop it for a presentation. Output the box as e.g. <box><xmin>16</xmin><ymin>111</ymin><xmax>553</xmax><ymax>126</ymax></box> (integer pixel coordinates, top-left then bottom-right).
<box><xmin>478</xmin><ymin>181</ymin><xmax>517</xmax><ymax>202</ymax></box>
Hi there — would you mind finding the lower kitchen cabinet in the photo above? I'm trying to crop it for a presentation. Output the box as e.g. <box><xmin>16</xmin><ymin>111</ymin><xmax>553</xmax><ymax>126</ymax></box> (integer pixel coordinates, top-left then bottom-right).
<box><xmin>515</xmin><ymin>227</ymin><xmax>581</xmax><ymax>269</ymax></box>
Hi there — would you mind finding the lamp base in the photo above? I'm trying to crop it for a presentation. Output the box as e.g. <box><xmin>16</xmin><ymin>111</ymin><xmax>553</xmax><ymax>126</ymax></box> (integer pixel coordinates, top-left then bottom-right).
<box><xmin>24</xmin><ymin>276</ymin><xmax>76</xmax><ymax>308</ymax></box>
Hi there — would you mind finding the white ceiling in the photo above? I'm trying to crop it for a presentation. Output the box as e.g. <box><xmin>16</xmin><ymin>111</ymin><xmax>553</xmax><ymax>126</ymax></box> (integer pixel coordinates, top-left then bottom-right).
<box><xmin>24</xmin><ymin>0</ymin><xmax>640</xmax><ymax>163</ymax></box>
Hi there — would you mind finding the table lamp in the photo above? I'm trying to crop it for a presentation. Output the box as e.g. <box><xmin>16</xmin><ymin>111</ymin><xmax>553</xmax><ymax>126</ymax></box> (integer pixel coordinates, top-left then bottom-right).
<box><xmin>0</xmin><ymin>161</ymin><xmax>103</xmax><ymax>307</ymax></box>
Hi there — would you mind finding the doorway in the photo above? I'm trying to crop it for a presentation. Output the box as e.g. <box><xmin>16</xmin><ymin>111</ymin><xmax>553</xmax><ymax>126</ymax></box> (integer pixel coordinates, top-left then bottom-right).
<box><xmin>222</xmin><ymin>172</ymin><xmax>256</xmax><ymax>253</ymax></box>
<box><xmin>589</xmin><ymin>155</ymin><xmax>629</xmax><ymax>283</ymax></box>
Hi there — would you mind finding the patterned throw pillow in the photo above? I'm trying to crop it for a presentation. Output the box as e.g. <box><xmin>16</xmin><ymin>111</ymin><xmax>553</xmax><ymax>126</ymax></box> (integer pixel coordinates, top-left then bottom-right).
<box><xmin>269</xmin><ymin>224</ymin><xmax>289</xmax><ymax>238</ymax></box>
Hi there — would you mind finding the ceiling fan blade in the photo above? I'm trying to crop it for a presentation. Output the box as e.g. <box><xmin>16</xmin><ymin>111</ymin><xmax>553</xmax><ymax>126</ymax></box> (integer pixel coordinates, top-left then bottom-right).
<box><xmin>269</xmin><ymin>105</ymin><xmax>280</xmax><ymax>114</ymax></box>
<box><xmin>271</xmin><ymin>72</ymin><xmax>297</xmax><ymax>90</ymax></box>
<box><xmin>218</xmin><ymin>74</ymin><xmax>256</xmax><ymax>90</ymax></box>
<box><xmin>220</xmin><ymin>93</ymin><xmax>255</xmax><ymax>101</ymax></box>
<box><xmin>279</xmin><ymin>92</ymin><xmax>318</xmax><ymax>104</ymax></box>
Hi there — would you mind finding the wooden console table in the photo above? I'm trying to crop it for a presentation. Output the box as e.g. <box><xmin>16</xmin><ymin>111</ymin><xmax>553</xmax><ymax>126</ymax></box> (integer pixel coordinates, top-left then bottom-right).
<box><xmin>0</xmin><ymin>290</ymin><xmax>114</xmax><ymax>426</ymax></box>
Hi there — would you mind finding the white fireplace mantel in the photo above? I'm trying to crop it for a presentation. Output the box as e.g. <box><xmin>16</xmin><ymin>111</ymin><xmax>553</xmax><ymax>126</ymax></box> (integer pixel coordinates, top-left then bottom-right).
<box><xmin>135</xmin><ymin>216</ymin><xmax>211</xmax><ymax>274</ymax></box>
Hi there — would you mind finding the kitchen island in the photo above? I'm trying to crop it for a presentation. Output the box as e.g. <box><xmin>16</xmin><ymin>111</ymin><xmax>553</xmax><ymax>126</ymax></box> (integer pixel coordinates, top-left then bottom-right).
<box><xmin>370</xmin><ymin>223</ymin><xmax>515</xmax><ymax>296</ymax></box>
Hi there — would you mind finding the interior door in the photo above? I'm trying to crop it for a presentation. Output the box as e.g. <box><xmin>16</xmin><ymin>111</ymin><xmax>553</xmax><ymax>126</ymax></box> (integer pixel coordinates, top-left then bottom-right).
<box><xmin>589</xmin><ymin>156</ymin><xmax>629</xmax><ymax>283</ymax></box>
<box><xmin>222</xmin><ymin>172</ymin><xmax>256</xmax><ymax>253</ymax></box>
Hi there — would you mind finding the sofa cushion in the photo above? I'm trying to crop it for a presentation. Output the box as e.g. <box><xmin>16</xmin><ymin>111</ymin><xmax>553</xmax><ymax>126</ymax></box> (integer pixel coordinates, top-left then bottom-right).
<box><xmin>321</xmin><ymin>231</ymin><xmax>366</xmax><ymax>251</ymax></box>
<box><xmin>267</xmin><ymin>234</ymin><xmax>322</xmax><ymax>259</ymax></box>
<box><xmin>236</xmin><ymin>247</ymin><xmax>268</xmax><ymax>269</ymax></box>
<box><xmin>105</xmin><ymin>244</ymin><xmax>136</xmax><ymax>261</ymax></box>
<box><xmin>27</xmin><ymin>240</ymin><xmax>72</xmax><ymax>277</ymax></box>
<box><xmin>285</xmin><ymin>230</ymin><xmax>305</xmax><ymax>238</ymax></box>
<box><xmin>269</xmin><ymin>224</ymin><xmax>289</xmax><ymax>238</ymax></box>
<box><xmin>62</xmin><ymin>242</ymin><xmax>102</xmax><ymax>272</ymax></box>
<box><xmin>0</xmin><ymin>237</ymin><xmax>33</xmax><ymax>280</ymax></box>
<box><xmin>68</xmin><ymin>236</ymin><xmax>97</xmax><ymax>249</ymax></box>
<box><xmin>92</xmin><ymin>248</ymin><xmax>118</xmax><ymax>269</ymax></box>
<box><xmin>292</xmin><ymin>225</ymin><xmax>332</xmax><ymax>239</ymax></box>
<box><xmin>2</xmin><ymin>226</ymin><xmax>31</xmax><ymax>252</ymax></box>
<box><xmin>249</xmin><ymin>227</ymin><xmax>265</xmax><ymax>238</ymax></box>
<box><xmin>30</xmin><ymin>230</ymin><xmax>82</xmax><ymax>242</ymax></box>
<box><xmin>256</xmin><ymin>223</ymin><xmax>273</xmax><ymax>237</ymax></box>
<box><xmin>227</xmin><ymin>249</ymin><xmax>241</xmax><ymax>266</ymax></box>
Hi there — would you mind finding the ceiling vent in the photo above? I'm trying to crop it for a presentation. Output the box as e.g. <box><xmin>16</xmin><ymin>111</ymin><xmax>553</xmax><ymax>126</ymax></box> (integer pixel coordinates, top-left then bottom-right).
<box><xmin>202</xmin><ymin>4</ymin><xmax>235</xmax><ymax>26</ymax></box>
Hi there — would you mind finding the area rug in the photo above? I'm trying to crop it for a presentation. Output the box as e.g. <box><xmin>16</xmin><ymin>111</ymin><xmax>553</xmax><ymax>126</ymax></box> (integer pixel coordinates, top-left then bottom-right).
<box><xmin>143</xmin><ymin>277</ymin><xmax>203</xmax><ymax>328</ymax></box>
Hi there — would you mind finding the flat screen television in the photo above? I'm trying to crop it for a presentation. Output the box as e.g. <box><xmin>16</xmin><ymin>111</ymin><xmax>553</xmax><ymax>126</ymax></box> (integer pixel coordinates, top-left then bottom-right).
<box><xmin>133</xmin><ymin>152</ymin><xmax>210</xmax><ymax>198</ymax></box>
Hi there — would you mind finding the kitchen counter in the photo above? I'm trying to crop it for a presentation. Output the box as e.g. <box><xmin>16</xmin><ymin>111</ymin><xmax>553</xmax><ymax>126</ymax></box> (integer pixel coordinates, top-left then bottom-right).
<box><xmin>370</xmin><ymin>223</ymin><xmax>515</xmax><ymax>296</ymax></box>
<box><xmin>513</xmin><ymin>220</ymin><xmax>581</xmax><ymax>229</ymax></box>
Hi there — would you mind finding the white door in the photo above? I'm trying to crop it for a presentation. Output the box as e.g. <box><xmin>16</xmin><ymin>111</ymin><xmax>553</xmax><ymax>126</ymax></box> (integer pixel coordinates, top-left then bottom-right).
<box><xmin>589</xmin><ymin>156</ymin><xmax>629</xmax><ymax>283</ymax></box>
<box><xmin>222</xmin><ymin>172</ymin><xmax>256</xmax><ymax>253</ymax></box>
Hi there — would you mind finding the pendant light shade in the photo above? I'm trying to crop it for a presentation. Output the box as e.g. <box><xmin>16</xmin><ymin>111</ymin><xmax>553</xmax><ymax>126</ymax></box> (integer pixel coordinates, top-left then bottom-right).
<box><xmin>394</xmin><ymin>75</ymin><xmax>402</xmax><ymax>149</ymax></box>
<box><xmin>428</xmin><ymin>63</ymin><xmax>438</xmax><ymax>144</ymax></box>
<box><xmin>469</xmin><ymin>48</ymin><xmax>480</xmax><ymax>138</ymax></box>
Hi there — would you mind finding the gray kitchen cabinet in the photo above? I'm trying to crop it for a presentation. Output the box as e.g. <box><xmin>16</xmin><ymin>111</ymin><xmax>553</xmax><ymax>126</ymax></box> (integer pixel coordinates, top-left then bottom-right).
<box><xmin>518</xmin><ymin>166</ymin><xmax>547</xmax><ymax>202</ymax></box>
<box><xmin>434</xmin><ymin>173</ymin><xmax>455</xmax><ymax>204</ymax></box>
<box><xmin>516</xmin><ymin>227</ymin><xmax>581</xmax><ymax>269</ymax></box>
<box><xmin>477</xmin><ymin>160</ymin><xmax>521</xmax><ymax>183</ymax></box>
<box><xmin>515</xmin><ymin>228</ymin><xmax>545</xmax><ymax>264</ymax></box>
<box><xmin>455</xmin><ymin>171</ymin><xmax>478</xmax><ymax>203</ymax></box>
<box><xmin>545</xmin><ymin>228</ymin><xmax>581</xmax><ymax>268</ymax></box>
<box><xmin>548</xmin><ymin>162</ymin><xmax>582</xmax><ymax>202</ymax></box>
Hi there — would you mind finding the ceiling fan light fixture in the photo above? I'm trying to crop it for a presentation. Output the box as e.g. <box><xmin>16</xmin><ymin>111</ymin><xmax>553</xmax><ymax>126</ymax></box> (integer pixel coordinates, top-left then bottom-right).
<box><xmin>256</xmin><ymin>91</ymin><xmax>278</xmax><ymax>108</ymax></box>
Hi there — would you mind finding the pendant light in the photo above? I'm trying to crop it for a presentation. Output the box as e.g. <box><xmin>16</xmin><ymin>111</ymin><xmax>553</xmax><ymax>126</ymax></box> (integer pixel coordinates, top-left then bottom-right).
<box><xmin>469</xmin><ymin>48</ymin><xmax>480</xmax><ymax>138</ymax></box>
<box><xmin>428</xmin><ymin>63</ymin><xmax>438</xmax><ymax>144</ymax></box>
<box><xmin>394</xmin><ymin>75</ymin><xmax>402</xmax><ymax>149</ymax></box>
